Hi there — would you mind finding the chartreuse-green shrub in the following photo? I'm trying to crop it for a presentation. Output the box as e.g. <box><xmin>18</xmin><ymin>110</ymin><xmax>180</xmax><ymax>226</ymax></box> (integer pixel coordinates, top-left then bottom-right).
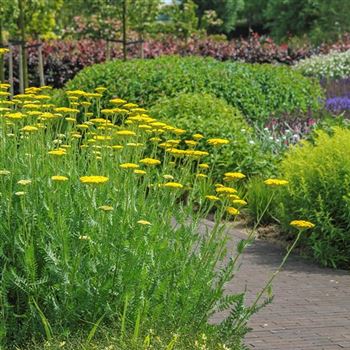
<box><xmin>65</xmin><ymin>56</ymin><xmax>323</xmax><ymax>123</ymax></box>
<box><xmin>150</xmin><ymin>92</ymin><xmax>275</xmax><ymax>177</ymax></box>
<box><xmin>276</xmin><ymin>127</ymin><xmax>350</xmax><ymax>268</ymax></box>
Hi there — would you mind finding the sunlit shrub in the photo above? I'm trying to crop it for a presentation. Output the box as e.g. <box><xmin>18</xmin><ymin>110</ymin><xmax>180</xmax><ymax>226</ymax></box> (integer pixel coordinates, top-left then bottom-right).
<box><xmin>276</xmin><ymin>127</ymin><xmax>350</xmax><ymax>268</ymax></box>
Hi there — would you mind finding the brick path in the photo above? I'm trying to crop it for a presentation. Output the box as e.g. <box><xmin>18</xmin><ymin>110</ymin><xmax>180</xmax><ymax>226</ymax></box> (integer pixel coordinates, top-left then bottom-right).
<box><xmin>203</xmin><ymin>220</ymin><xmax>350</xmax><ymax>350</ymax></box>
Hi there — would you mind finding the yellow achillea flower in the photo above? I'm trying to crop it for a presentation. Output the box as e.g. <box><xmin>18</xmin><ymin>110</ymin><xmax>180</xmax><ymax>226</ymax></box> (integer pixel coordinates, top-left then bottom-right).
<box><xmin>112</xmin><ymin>145</ymin><xmax>124</xmax><ymax>150</ymax></box>
<box><xmin>76</xmin><ymin>124</ymin><xmax>89</xmax><ymax>129</ymax></box>
<box><xmin>126</xmin><ymin>142</ymin><xmax>143</xmax><ymax>147</ymax></box>
<box><xmin>185</xmin><ymin>140</ymin><xmax>197</xmax><ymax>147</ymax></box>
<box><xmin>120</xmin><ymin>163</ymin><xmax>139</xmax><ymax>169</ymax></box>
<box><xmin>207</xmin><ymin>138</ymin><xmax>229</xmax><ymax>146</ymax></box>
<box><xmin>0</xmin><ymin>170</ymin><xmax>11</xmax><ymax>175</ymax></box>
<box><xmin>139</xmin><ymin>158</ymin><xmax>161</xmax><ymax>166</ymax></box>
<box><xmin>134</xmin><ymin>169</ymin><xmax>147</xmax><ymax>175</ymax></box>
<box><xmin>110</xmin><ymin>98</ymin><xmax>127</xmax><ymax>105</ymax></box>
<box><xmin>66</xmin><ymin>90</ymin><xmax>86</xmax><ymax>97</ymax></box>
<box><xmin>48</xmin><ymin>149</ymin><xmax>66</xmax><ymax>156</ymax></box>
<box><xmin>95</xmin><ymin>87</ymin><xmax>107</xmax><ymax>93</ymax></box>
<box><xmin>228</xmin><ymin>194</ymin><xmax>240</xmax><ymax>200</ymax></box>
<box><xmin>226</xmin><ymin>207</ymin><xmax>240</xmax><ymax>216</ymax></box>
<box><xmin>224</xmin><ymin>172</ymin><xmax>246</xmax><ymax>180</ymax></box>
<box><xmin>163</xmin><ymin>182</ymin><xmax>183</xmax><ymax>189</ymax></box>
<box><xmin>198</xmin><ymin>163</ymin><xmax>209</xmax><ymax>169</ymax></box>
<box><xmin>17</xmin><ymin>179</ymin><xmax>32</xmax><ymax>186</ymax></box>
<box><xmin>163</xmin><ymin>174</ymin><xmax>174</xmax><ymax>180</ymax></box>
<box><xmin>79</xmin><ymin>176</ymin><xmax>109</xmax><ymax>184</ymax></box>
<box><xmin>193</xmin><ymin>133</ymin><xmax>204</xmax><ymax>140</ymax></box>
<box><xmin>290</xmin><ymin>220</ymin><xmax>315</xmax><ymax>229</ymax></box>
<box><xmin>21</xmin><ymin>125</ymin><xmax>38</xmax><ymax>133</ymax></box>
<box><xmin>0</xmin><ymin>48</ymin><xmax>9</xmax><ymax>55</ymax></box>
<box><xmin>205</xmin><ymin>195</ymin><xmax>220</xmax><ymax>201</ymax></box>
<box><xmin>51</xmin><ymin>175</ymin><xmax>69</xmax><ymax>182</ymax></box>
<box><xmin>137</xmin><ymin>220</ymin><xmax>152</xmax><ymax>226</ymax></box>
<box><xmin>54</xmin><ymin>107</ymin><xmax>79</xmax><ymax>114</ymax></box>
<box><xmin>123</xmin><ymin>103</ymin><xmax>138</xmax><ymax>109</ymax></box>
<box><xmin>15</xmin><ymin>191</ymin><xmax>26</xmax><ymax>196</ymax></box>
<box><xmin>0</xmin><ymin>91</ymin><xmax>10</xmax><ymax>97</ymax></box>
<box><xmin>98</xmin><ymin>205</ymin><xmax>114</xmax><ymax>211</ymax></box>
<box><xmin>264</xmin><ymin>178</ymin><xmax>289</xmax><ymax>186</ymax></box>
<box><xmin>6</xmin><ymin>112</ymin><xmax>24</xmax><ymax>120</ymax></box>
<box><xmin>115</xmin><ymin>130</ymin><xmax>136</xmax><ymax>136</ymax></box>
<box><xmin>232</xmin><ymin>199</ymin><xmax>247</xmax><ymax>206</ymax></box>
<box><xmin>196</xmin><ymin>173</ymin><xmax>207</xmax><ymax>178</ymax></box>
<box><xmin>215</xmin><ymin>186</ymin><xmax>237</xmax><ymax>194</ymax></box>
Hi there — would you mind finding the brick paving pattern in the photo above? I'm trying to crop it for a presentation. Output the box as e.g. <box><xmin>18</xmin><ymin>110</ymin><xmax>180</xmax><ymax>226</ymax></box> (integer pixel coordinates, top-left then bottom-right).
<box><xmin>203</xmin><ymin>220</ymin><xmax>350</xmax><ymax>350</ymax></box>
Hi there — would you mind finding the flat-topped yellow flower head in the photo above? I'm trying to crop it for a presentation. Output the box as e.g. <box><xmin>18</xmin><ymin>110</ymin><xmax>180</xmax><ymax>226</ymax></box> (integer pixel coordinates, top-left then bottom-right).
<box><xmin>264</xmin><ymin>178</ymin><xmax>289</xmax><ymax>186</ymax></box>
<box><xmin>139</xmin><ymin>158</ymin><xmax>161</xmax><ymax>166</ymax></box>
<box><xmin>224</xmin><ymin>172</ymin><xmax>246</xmax><ymax>180</ymax></box>
<box><xmin>51</xmin><ymin>175</ymin><xmax>69</xmax><ymax>182</ymax></box>
<box><xmin>48</xmin><ymin>149</ymin><xmax>66</xmax><ymax>156</ymax></box>
<box><xmin>137</xmin><ymin>220</ymin><xmax>151</xmax><ymax>226</ymax></box>
<box><xmin>80</xmin><ymin>176</ymin><xmax>109</xmax><ymax>185</ymax></box>
<box><xmin>207</xmin><ymin>138</ymin><xmax>229</xmax><ymax>146</ymax></box>
<box><xmin>205</xmin><ymin>195</ymin><xmax>220</xmax><ymax>201</ymax></box>
<box><xmin>215</xmin><ymin>186</ymin><xmax>237</xmax><ymax>195</ymax></box>
<box><xmin>226</xmin><ymin>207</ymin><xmax>240</xmax><ymax>216</ymax></box>
<box><xmin>98</xmin><ymin>205</ymin><xmax>114</xmax><ymax>211</ymax></box>
<box><xmin>120</xmin><ymin>163</ymin><xmax>139</xmax><ymax>169</ymax></box>
<box><xmin>163</xmin><ymin>182</ymin><xmax>183</xmax><ymax>189</ymax></box>
<box><xmin>290</xmin><ymin>220</ymin><xmax>315</xmax><ymax>230</ymax></box>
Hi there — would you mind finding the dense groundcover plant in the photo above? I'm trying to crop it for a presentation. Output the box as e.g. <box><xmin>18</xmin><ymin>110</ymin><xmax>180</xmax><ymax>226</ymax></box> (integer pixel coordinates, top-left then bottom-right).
<box><xmin>149</xmin><ymin>92</ymin><xmax>276</xmax><ymax>177</ymax></box>
<box><xmin>0</xmin><ymin>84</ymin><xmax>306</xmax><ymax>349</ymax></box>
<box><xmin>275</xmin><ymin>127</ymin><xmax>350</xmax><ymax>269</ymax></box>
<box><xmin>65</xmin><ymin>56</ymin><xmax>323</xmax><ymax>124</ymax></box>
<box><xmin>294</xmin><ymin>50</ymin><xmax>350</xmax><ymax>80</ymax></box>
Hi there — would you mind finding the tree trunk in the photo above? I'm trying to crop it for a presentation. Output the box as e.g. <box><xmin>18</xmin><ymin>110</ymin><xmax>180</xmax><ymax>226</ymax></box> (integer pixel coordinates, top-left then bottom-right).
<box><xmin>122</xmin><ymin>0</ymin><xmax>127</xmax><ymax>61</ymax></box>
<box><xmin>18</xmin><ymin>0</ymin><xmax>28</xmax><ymax>89</ymax></box>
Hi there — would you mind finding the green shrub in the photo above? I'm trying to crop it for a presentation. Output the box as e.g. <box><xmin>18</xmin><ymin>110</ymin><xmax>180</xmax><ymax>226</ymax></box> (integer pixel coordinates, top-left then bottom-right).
<box><xmin>294</xmin><ymin>51</ymin><xmax>350</xmax><ymax>79</ymax></box>
<box><xmin>149</xmin><ymin>92</ymin><xmax>275</xmax><ymax>177</ymax></box>
<box><xmin>276</xmin><ymin>127</ymin><xmax>350</xmax><ymax>268</ymax></box>
<box><xmin>65</xmin><ymin>56</ymin><xmax>323</xmax><ymax>123</ymax></box>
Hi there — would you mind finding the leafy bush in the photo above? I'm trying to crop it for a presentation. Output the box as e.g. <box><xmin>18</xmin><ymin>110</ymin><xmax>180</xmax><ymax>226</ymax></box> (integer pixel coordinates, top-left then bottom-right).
<box><xmin>276</xmin><ymin>127</ymin><xmax>350</xmax><ymax>268</ymax></box>
<box><xmin>66</xmin><ymin>56</ymin><xmax>323</xmax><ymax>123</ymax></box>
<box><xmin>295</xmin><ymin>50</ymin><xmax>350</xmax><ymax>79</ymax></box>
<box><xmin>149</xmin><ymin>92</ymin><xmax>275</xmax><ymax>177</ymax></box>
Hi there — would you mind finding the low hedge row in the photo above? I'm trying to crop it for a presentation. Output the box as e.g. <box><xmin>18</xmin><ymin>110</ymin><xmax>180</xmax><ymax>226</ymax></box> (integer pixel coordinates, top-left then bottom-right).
<box><xmin>65</xmin><ymin>55</ymin><xmax>323</xmax><ymax>124</ymax></box>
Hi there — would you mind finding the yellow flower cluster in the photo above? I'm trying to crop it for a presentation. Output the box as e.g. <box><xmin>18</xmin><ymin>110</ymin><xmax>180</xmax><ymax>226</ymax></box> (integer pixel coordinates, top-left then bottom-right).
<box><xmin>290</xmin><ymin>220</ymin><xmax>315</xmax><ymax>230</ymax></box>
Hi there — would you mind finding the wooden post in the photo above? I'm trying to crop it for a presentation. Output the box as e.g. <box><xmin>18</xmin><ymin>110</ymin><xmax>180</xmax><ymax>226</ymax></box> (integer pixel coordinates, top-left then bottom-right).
<box><xmin>122</xmin><ymin>0</ymin><xmax>127</xmax><ymax>61</ymax></box>
<box><xmin>19</xmin><ymin>45</ymin><xmax>24</xmax><ymax>93</ymax></box>
<box><xmin>8</xmin><ymin>45</ymin><xmax>14</xmax><ymax>97</ymax></box>
<box><xmin>18</xmin><ymin>0</ymin><xmax>28</xmax><ymax>89</ymax></box>
<box><xmin>38</xmin><ymin>44</ymin><xmax>45</xmax><ymax>86</ymax></box>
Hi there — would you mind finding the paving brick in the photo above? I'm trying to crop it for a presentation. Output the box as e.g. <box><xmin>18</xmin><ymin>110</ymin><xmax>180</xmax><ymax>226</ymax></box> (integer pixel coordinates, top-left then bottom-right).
<box><xmin>202</xmin><ymin>220</ymin><xmax>350</xmax><ymax>350</ymax></box>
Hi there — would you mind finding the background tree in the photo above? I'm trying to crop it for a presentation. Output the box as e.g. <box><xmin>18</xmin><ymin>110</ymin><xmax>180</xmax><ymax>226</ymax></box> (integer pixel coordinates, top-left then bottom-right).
<box><xmin>264</xmin><ymin>0</ymin><xmax>350</xmax><ymax>44</ymax></box>
<box><xmin>193</xmin><ymin>0</ymin><xmax>244</xmax><ymax>34</ymax></box>
<box><xmin>158</xmin><ymin>0</ymin><xmax>199</xmax><ymax>41</ymax></box>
